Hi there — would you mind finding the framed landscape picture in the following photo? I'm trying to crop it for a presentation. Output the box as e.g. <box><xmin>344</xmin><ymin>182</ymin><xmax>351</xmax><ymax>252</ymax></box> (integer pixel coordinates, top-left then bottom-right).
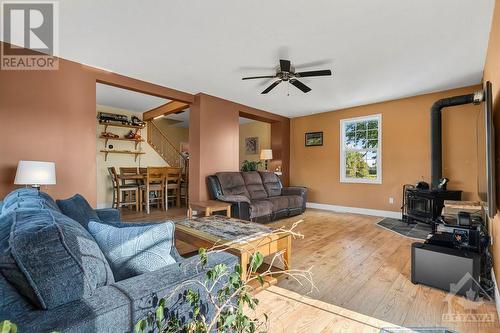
<box><xmin>305</xmin><ymin>132</ymin><xmax>323</xmax><ymax>146</ymax></box>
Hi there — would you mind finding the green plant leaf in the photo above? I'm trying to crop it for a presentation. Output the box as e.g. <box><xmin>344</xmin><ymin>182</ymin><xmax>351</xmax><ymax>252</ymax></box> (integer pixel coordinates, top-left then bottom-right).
<box><xmin>250</xmin><ymin>252</ymin><xmax>264</xmax><ymax>272</ymax></box>
<box><xmin>134</xmin><ymin>319</ymin><xmax>147</xmax><ymax>333</ymax></box>
<box><xmin>0</xmin><ymin>321</ymin><xmax>17</xmax><ymax>333</ymax></box>
<box><xmin>155</xmin><ymin>304</ymin><xmax>164</xmax><ymax>325</ymax></box>
<box><xmin>198</xmin><ymin>248</ymin><xmax>207</xmax><ymax>267</ymax></box>
<box><xmin>257</xmin><ymin>274</ymin><xmax>264</xmax><ymax>286</ymax></box>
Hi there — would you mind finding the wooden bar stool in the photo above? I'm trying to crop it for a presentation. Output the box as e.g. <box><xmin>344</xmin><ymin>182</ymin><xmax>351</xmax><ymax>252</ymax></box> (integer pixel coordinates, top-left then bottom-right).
<box><xmin>108</xmin><ymin>167</ymin><xmax>139</xmax><ymax>211</ymax></box>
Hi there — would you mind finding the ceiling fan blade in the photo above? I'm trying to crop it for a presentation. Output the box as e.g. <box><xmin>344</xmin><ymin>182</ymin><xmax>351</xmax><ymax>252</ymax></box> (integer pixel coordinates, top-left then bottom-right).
<box><xmin>261</xmin><ymin>80</ymin><xmax>282</xmax><ymax>94</ymax></box>
<box><xmin>295</xmin><ymin>69</ymin><xmax>332</xmax><ymax>78</ymax></box>
<box><xmin>279</xmin><ymin>59</ymin><xmax>291</xmax><ymax>73</ymax></box>
<box><xmin>242</xmin><ymin>75</ymin><xmax>276</xmax><ymax>80</ymax></box>
<box><xmin>290</xmin><ymin>79</ymin><xmax>311</xmax><ymax>93</ymax></box>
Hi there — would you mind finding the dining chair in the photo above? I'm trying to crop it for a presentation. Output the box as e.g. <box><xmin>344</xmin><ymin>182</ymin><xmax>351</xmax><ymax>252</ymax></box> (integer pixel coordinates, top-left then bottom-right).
<box><xmin>119</xmin><ymin>167</ymin><xmax>139</xmax><ymax>186</ymax></box>
<box><xmin>108</xmin><ymin>167</ymin><xmax>139</xmax><ymax>211</ymax></box>
<box><xmin>143</xmin><ymin>167</ymin><xmax>166</xmax><ymax>214</ymax></box>
<box><xmin>165</xmin><ymin>167</ymin><xmax>182</xmax><ymax>208</ymax></box>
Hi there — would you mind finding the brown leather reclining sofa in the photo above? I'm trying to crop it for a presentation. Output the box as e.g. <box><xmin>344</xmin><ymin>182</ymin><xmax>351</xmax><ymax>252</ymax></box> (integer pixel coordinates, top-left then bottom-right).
<box><xmin>206</xmin><ymin>171</ymin><xmax>307</xmax><ymax>223</ymax></box>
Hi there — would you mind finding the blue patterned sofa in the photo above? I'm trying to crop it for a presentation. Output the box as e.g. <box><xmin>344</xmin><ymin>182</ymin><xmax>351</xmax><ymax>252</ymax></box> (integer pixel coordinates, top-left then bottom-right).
<box><xmin>0</xmin><ymin>188</ymin><xmax>237</xmax><ymax>332</ymax></box>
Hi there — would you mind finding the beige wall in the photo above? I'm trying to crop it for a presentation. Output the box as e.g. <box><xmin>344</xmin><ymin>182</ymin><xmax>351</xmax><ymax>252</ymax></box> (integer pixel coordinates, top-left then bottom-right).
<box><xmin>153</xmin><ymin>118</ymin><xmax>189</xmax><ymax>152</ymax></box>
<box><xmin>96</xmin><ymin>105</ymin><xmax>167</xmax><ymax>207</ymax></box>
<box><xmin>239</xmin><ymin>121</ymin><xmax>271</xmax><ymax>168</ymax></box>
<box><xmin>483</xmin><ymin>0</ymin><xmax>500</xmax><ymax>289</ymax></box>
<box><xmin>290</xmin><ymin>85</ymin><xmax>482</xmax><ymax>212</ymax></box>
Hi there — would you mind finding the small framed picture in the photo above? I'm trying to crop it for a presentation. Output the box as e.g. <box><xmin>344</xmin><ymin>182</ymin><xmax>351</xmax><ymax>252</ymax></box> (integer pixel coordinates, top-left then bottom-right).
<box><xmin>305</xmin><ymin>132</ymin><xmax>323</xmax><ymax>146</ymax></box>
<box><xmin>245</xmin><ymin>137</ymin><xmax>259</xmax><ymax>154</ymax></box>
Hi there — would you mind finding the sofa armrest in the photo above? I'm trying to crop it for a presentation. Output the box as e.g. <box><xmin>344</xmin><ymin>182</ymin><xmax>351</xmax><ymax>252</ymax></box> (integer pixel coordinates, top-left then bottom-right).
<box><xmin>282</xmin><ymin>186</ymin><xmax>307</xmax><ymax>197</ymax></box>
<box><xmin>217</xmin><ymin>194</ymin><xmax>251</xmax><ymax>204</ymax></box>
<box><xmin>95</xmin><ymin>208</ymin><xmax>121</xmax><ymax>224</ymax></box>
<box><xmin>9</xmin><ymin>252</ymin><xmax>238</xmax><ymax>333</ymax></box>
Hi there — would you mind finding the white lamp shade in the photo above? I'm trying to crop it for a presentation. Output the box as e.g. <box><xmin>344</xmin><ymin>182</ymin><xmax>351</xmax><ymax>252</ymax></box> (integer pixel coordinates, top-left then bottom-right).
<box><xmin>260</xmin><ymin>149</ymin><xmax>273</xmax><ymax>160</ymax></box>
<box><xmin>14</xmin><ymin>161</ymin><xmax>56</xmax><ymax>186</ymax></box>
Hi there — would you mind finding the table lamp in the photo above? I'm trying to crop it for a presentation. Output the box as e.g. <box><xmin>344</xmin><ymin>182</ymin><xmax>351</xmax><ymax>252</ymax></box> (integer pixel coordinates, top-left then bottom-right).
<box><xmin>14</xmin><ymin>160</ymin><xmax>56</xmax><ymax>189</ymax></box>
<box><xmin>260</xmin><ymin>149</ymin><xmax>273</xmax><ymax>171</ymax></box>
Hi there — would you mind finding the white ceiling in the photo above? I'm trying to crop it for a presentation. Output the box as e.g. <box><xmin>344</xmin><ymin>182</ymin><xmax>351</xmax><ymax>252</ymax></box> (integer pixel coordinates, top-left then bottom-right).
<box><xmin>96</xmin><ymin>83</ymin><xmax>169</xmax><ymax>112</ymax></box>
<box><xmin>57</xmin><ymin>0</ymin><xmax>496</xmax><ymax>117</ymax></box>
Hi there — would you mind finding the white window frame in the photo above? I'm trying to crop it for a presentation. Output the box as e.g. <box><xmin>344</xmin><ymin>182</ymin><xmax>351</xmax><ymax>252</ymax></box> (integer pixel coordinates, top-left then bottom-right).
<box><xmin>340</xmin><ymin>114</ymin><xmax>382</xmax><ymax>184</ymax></box>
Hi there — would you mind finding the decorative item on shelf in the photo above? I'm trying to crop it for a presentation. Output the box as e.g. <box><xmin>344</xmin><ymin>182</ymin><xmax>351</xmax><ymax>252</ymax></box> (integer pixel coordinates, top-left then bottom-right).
<box><xmin>14</xmin><ymin>160</ymin><xmax>56</xmax><ymax>189</ymax></box>
<box><xmin>241</xmin><ymin>160</ymin><xmax>261</xmax><ymax>172</ymax></box>
<box><xmin>101</xmin><ymin>131</ymin><xmax>119</xmax><ymax>138</ymax></box>
<box><xmin>245</xmin><ymin>136</ymin><xmax>259</xmax><ymax>154</ymax></box>
<box><xmin>97</xmin><ymin>112</ymin><xmax>131</xmax><ymax>125</ymax></box>
<box><xmin>125</xmin><ymin>130</ymin><xmax>142</xmax><ymax>140</ymax></box>
<box><xmin>305</xmin><ymin>131</ymin><xmax>323</xmax><ymax>146</ymax></box>
<box><xmin>131</xmin><ymin>116</ymin><xmax>145</xmax><ymax>127</ymax></box>
<box><xmin>260</xmin><ymin>149</ymin><xmax>273</xmax><ymax>171</ymax></box>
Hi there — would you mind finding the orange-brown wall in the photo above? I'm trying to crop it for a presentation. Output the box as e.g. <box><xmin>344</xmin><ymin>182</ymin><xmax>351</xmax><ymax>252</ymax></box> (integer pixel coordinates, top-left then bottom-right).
<box><xmin>0</xmin><ymin>59</ymin><xmax>97</xmax><ymax>203</ymax></box>
<box><xmin>483</xmin><ymin>0</ymin><xmax>500</xmax><ymax>289</ymax></box>
<box><xmin>189</xmin><ymin>93</ymin><xmax>290</xmax><ymax>201</ymax></box>
<box><xmin>290</xmin><ymin>85</ymin><xmax>482</xmax><ymax>212</ymax></box>
<box><xmin>0</xmin><ymin>42</ymin><xmax>193</xmax><ymax>206</ymax></box>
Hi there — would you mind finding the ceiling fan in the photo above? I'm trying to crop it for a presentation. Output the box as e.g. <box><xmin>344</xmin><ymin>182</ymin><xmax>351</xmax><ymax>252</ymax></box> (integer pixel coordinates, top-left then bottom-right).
<box><xmin>242</xmin><ymin>59</ymin><xmax>332</xmax><ymax>94</ymax></box>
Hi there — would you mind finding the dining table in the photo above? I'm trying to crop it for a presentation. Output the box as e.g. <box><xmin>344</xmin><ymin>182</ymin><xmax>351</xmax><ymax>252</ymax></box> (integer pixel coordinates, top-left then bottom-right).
<box><xmin>117</xmin><ymin>169</ymin><xmax>185</xmax><ymax>213</ymax></box>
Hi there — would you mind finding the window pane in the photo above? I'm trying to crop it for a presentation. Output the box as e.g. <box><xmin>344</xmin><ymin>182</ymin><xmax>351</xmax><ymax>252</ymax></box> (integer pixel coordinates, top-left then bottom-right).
<box><xmin>368</xmin><ymin>129</ymin><xmax>378</xmax><ymax>139</ymax></box>
<box><xmin>345</xmin><ymin>150</ymin><xmax>378</xmax><ymax>180</ymax></box>
<box><xmin>345</xmin><ymin>123</ymin><xmax>355</xmax><ymax>133</ymax></box>
<box><xmin>355</xmin><ymin>121</ymin><xmax>367</xmax><ymax>132</ymax></box>
<box><xmin>367</xmin><ymin>120</ymin><xmax>378</xmax><ymax>130</ymax></box>
<box><xmin>366</xmin><ymin>139</ymin><xmax>378</xmax><ymax>148</ymax></box>
<box><xmin>366</xmin><ymin>150</ymin><xmax>378</xmax><ymax>179</ymax></box>
<box><xmin>355</xmin><ymin>130</ymin><xmax>367</xmax><ymax>148</ymax></box>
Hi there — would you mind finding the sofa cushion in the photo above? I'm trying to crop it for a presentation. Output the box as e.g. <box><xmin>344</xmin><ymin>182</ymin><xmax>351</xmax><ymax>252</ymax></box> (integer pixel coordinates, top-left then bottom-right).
<box><xmin>241</xmin><ymin>171</ymin><xmax>268</xmax><ymax>200</ymax></box>
<box><xmin>5</xmin><ymin>209</ymin><xmax>114</xmax><ymax>309</ymax></box>
<box><xmin>0</xmin><ymin>272</ymin><xmax>32</xmax><ymax>316</ymax></box>
<box><xmin>249</xmin><ymin>199</ymin><xmax>273</xmax><ymax>219</ymax></box>
<box><xmin>1</xmin><ymin>188</ymin><xmax>60</xmax><ymax>216</ymax></box>
<box><xmin>215</xmin><ymin>172</ymin><xmax>250</xmax><ymax>198</ymax></box>
<box><xmin>259</xmin><ymin>172</ymin><xmax>282</xmax><ymax>197</ymax></box>
<box><xmin>0</xmin><ymin>212</ymin><xmax>40</xmax><ymax>307</ymax></box>
<box><xmin>56</xmin><ymin>194</ymin><xmax>100</xmax><ymax>228</ymax></box>
<box><xmin>268</xmin><ymin>196</ymin><xmax>289</xmax><ymax>212</ymax></box>
<box><xmin>88</xmin><ymin>221</ymin><xmax>177</xmax><ymax>281</ymax></box>
<box><xmin>284</xmin><ymin>195</ymin><xmax>304</xmax><ymax>209</ymax></box>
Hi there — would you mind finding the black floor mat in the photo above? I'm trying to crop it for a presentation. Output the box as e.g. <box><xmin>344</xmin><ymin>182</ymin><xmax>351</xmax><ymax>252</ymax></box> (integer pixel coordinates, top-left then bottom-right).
<box><xmin>376</xmin><ymin>218</ymin><xmax>432</xmax><ymax>240</ymax></box>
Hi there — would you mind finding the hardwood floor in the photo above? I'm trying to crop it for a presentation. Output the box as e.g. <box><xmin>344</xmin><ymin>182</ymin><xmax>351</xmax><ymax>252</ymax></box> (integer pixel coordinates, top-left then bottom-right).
<box><xmin>121</xmin><ymin>208</ymin><xmax>500</xmax><ymax>332</ymax></box>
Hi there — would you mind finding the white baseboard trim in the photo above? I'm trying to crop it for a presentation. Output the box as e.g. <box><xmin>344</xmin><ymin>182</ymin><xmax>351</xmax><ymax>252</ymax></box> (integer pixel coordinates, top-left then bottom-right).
<box><xmin>492</xmin><ymin>269</ymin><xmax>500</xmax><ymax>323</ymax></box>
<box><xmin>96</xmin><ymin>203</ymin><xmax>113</xmax><ymax>209</ymax></box>
<box><xmin>306</xmin><ymin>202</ymin><xmax>402</xmax><ymax>219</ymax></box>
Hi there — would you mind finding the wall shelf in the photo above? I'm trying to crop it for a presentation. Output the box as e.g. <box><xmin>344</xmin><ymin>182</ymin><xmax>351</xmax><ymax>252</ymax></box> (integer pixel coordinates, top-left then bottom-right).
<box><xmin>100</xmin><ymin>149</ymin><xmax>145</xmax><ymax>162</ymax></box>
<box><xmin>99</xmin><ymin>136</ymin><xmax>144</xmax><ymax>149</ymax></box>
<box><xmin>98</xmin><ymin>121</ymin><xmax>145</xmax><ymax>134</ymax></box>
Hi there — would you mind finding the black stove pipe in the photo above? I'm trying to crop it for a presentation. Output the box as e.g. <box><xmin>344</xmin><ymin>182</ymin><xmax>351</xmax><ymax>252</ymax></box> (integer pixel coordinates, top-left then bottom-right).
<box><xmin>430</xmin><ymin>92</ymin><xmax>482</xmax><ymax>189</ymax></box>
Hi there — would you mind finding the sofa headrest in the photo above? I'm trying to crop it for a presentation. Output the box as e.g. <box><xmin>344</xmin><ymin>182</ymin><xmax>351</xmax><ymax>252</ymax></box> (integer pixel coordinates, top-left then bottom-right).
<box><xmin>241</xmin><ymin>172</ymin><xmax>268</xmax><ymax>200</ymax></box>
<box><xmin>215</xmin><ymin>172</ymin><xmax>250</xmax><ymax>198</ymax></box>
<box><xmin>259</xmin><ymin>171</ymin><xmax>282</xmax><ymax>197</ymax></box>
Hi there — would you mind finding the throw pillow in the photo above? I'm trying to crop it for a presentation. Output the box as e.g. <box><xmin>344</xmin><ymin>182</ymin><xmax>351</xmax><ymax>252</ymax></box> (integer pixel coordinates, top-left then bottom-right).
<box><xmin>88</xmin><ymin>221</ymin><xmax>177</xmax><ymax>281</ymax></box>
<box><xmin>56</xmin><ymin>194</ymin><xmax>100</xmax><ymax>228</ymax></box>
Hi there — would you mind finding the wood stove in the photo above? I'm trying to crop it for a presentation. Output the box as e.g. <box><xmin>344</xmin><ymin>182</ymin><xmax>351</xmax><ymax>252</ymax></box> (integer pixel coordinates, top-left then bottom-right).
<box><xmin>405</xmin><ymin>188</ymin><xmax>461</xmax><ymax>224</ymax></box>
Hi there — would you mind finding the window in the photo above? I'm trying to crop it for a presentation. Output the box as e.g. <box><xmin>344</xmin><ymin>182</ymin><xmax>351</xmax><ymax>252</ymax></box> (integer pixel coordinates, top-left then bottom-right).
<box><xmin>340</xmin><ymin>114</ymin><xmax>381</xmax><ymax>184</ymax></box>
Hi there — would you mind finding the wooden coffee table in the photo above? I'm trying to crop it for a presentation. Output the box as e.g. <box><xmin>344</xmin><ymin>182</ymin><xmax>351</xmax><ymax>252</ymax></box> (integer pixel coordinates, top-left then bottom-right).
<box><xmin>174</xmin><ymin>216</ymin><xmax>291</xmax><ymax>282</ymax></box>
<box><xmin>188</xmin><ymin>200</ymin><xmax>231</xmax><ymax>218</ymax></box>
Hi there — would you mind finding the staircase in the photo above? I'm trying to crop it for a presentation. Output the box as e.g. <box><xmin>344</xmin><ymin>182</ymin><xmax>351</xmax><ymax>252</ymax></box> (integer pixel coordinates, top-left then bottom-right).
<box><xmin>147</xmin><ymin>121</ymin><xmax>189</xmax><ymax>200</ymax></box>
